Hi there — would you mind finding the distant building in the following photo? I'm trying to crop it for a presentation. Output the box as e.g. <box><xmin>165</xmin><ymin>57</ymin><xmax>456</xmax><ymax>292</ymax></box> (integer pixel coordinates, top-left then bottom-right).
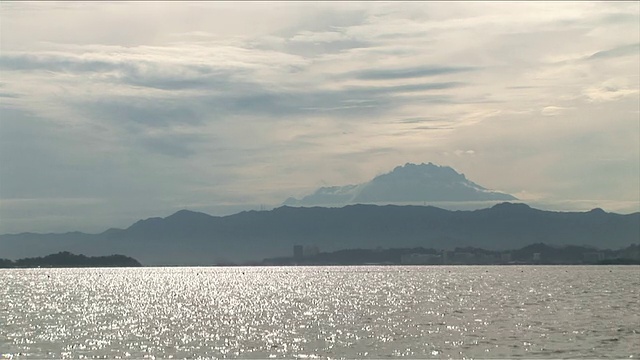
<box><xmin>451</xmin><ymin>252</ymin><xmax>474</xmax><ymax>264</ymax></box>
<box><xmin>456</xmin><ymin>252</ymin><xmax>474</xmax><ymax>259</ymax></box>
<box><xmin>401</xmin><ymin>253</ymin><xmax>441</xmax><ymax>265</ymax></box>
<box><xmin>304</xmin><ymin>245</ymin><xmax>319</xmax><ymax>257</ymax></box>
<box><xmin>293</xmin><ymin>245</ymin><xmax>303</xmax><ymax>260</ymax></box>
<box><xmin>477</xmin><ymin>253</ymin><xmax>499</xmax><ymax>264</ymax></box>
<box><xmin>532</xmin><ymin>252</ymin><xmax>541</xmax><ymax>262</ymax></box>
<box><xmin>583</xmin><ymin>252</ymin><xmax>605</xmax><ymax>263</ymax></box>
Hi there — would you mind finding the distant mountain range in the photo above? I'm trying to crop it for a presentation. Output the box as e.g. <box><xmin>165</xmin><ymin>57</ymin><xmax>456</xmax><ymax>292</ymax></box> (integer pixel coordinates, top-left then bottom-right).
<box><xmin>284</xmin><ymin>162</ymin><xmax>516</xmax><ymax>206</ymax></box>
<box><xmin>1</xmin><ymin>203</ymin><xmax>638</xmax><ymax>266</ymax></box>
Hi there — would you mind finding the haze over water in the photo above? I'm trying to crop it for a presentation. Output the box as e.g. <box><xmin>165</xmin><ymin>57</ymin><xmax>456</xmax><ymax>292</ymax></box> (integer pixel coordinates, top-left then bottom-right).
<box><xmin>2</xmin><ymin>266</ymin><xmax>638</xmax><ymax>358</ymax></box>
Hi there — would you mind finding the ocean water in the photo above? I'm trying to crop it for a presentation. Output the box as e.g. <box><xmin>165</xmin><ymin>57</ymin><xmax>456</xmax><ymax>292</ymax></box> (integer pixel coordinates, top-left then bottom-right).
<box><xmin>1</xmin><ymin>266</ymin><xmax>638</xmax><ymax>359</ymax></box>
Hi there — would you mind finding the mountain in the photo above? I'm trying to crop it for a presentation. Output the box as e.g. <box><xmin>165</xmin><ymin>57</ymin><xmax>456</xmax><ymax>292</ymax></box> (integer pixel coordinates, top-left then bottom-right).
<box><xmin>283</xmin><ymin>162</ymin><xmax>516</xmax><ymax>206</ymax></box>
<box><xmin>1</xmin><ymin>203</ymin><xmax>638</xmax><ymax>266</ymax></box>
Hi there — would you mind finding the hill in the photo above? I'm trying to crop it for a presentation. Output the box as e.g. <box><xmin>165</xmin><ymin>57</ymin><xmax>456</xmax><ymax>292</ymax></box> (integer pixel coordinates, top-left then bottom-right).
<box><xmin>0</xmin><ymin>251</ymin><xmax>142</xmax><ymax>268</ymax></box>
<box><xmin>1</xmin><ymin>203</ymin><xmax>638</xmax><ymax>265</ymax></box>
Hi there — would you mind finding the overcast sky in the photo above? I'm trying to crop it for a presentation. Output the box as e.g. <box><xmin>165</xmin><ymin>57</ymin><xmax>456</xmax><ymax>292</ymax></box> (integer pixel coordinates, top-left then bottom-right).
<box><xmin>1</xmin><ymin>2</ymin><xmax>639</xmax><ymax>234</ymax></box>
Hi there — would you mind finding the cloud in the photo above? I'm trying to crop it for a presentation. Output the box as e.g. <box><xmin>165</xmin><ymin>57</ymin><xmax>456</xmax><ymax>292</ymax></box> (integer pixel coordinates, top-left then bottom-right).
<box><xmin>346</xmin><ymin>65</ymin><xmax>476</xmax><ymax>81</ymax></box>
<box><xmin>0</xmin><ymin>43</ymin><xmax>308</xmax><ymax>85</ymax></box>
<box><xmin>588</xmin><ymin>43</ymin><xmax>640</xmax><ymax>60</ymax></box>
<box><xmin>0</xmin><ymin>92</ymin><xmax>20</xmax><ymax>99</ymax></box>
<box><xmin>541</xmin><ymin>106</ymin><xmax>571</xmax><ymax>117</ymax></box>
<box><xmin>290</xmin><ymin>30</ymin><xmax>351</xmax><ymax>43</ymax></box>
<box><xmin>140</xmin><ymin>132</ymin><xmax>205</xmax><ymax>158</ymax></box>
<box><xmin>1</xmin><ymin>48</ymin><xmax>473</xmax><ymax>142</ymax></box>
<box><xmin>0</xmin><ymin>2</ymin><xmax>638</xmax><ymax>233</ymax></box>
<box><xmin>453</xmin><ymin>150</ymin><xmax>476</xmax><ymax>157</ymax></box>
<box><xmin>583</xmin><ymin>78</ymin><xmax>639</xmax><ymax>102</ymax></box>
<box><xmin>0</xmin><ymin>52</ymin><xmax>118</xmax><ymax>73</ymax></box>
<box><xmin>397</xmin><ymin>117</ymin><xmax>446</xmax><ymax>124</ymax></box>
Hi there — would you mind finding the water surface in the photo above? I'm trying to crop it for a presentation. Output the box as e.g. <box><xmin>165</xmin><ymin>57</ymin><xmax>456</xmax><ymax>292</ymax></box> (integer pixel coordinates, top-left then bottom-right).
<box><xmin>1</xmin><ymin>266</ymin><xmax>638</xmax><ymax>358</ymax></box>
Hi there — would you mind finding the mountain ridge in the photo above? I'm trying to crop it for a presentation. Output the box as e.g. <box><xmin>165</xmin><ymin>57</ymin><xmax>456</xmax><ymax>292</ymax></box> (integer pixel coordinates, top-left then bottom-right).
<box><xmin>1</xmin><ymin>202</ymin><xmax>638</xmax><ymax>266</ymax></box>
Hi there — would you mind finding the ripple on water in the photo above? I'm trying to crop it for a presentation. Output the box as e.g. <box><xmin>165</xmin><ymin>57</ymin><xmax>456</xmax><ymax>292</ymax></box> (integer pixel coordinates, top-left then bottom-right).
<box><xmin>0</xmin><ymin>266</ymin><xmax>639</xmax><ymax>358</ymax></box>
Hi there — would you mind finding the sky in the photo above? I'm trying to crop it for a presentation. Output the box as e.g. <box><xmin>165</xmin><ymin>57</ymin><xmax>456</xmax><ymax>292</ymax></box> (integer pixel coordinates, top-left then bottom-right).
<box><xmin>0</xmin><ymin>1</ymin><xmax>639</xmax><ymax>234</ymax></box>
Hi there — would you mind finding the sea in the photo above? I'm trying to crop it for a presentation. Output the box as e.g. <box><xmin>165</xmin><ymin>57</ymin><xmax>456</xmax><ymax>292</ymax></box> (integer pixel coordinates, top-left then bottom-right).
<box><xmin>1</xmin><ymin>266</ymin><xmax>638</xmax><ymax>359</ymax></box>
